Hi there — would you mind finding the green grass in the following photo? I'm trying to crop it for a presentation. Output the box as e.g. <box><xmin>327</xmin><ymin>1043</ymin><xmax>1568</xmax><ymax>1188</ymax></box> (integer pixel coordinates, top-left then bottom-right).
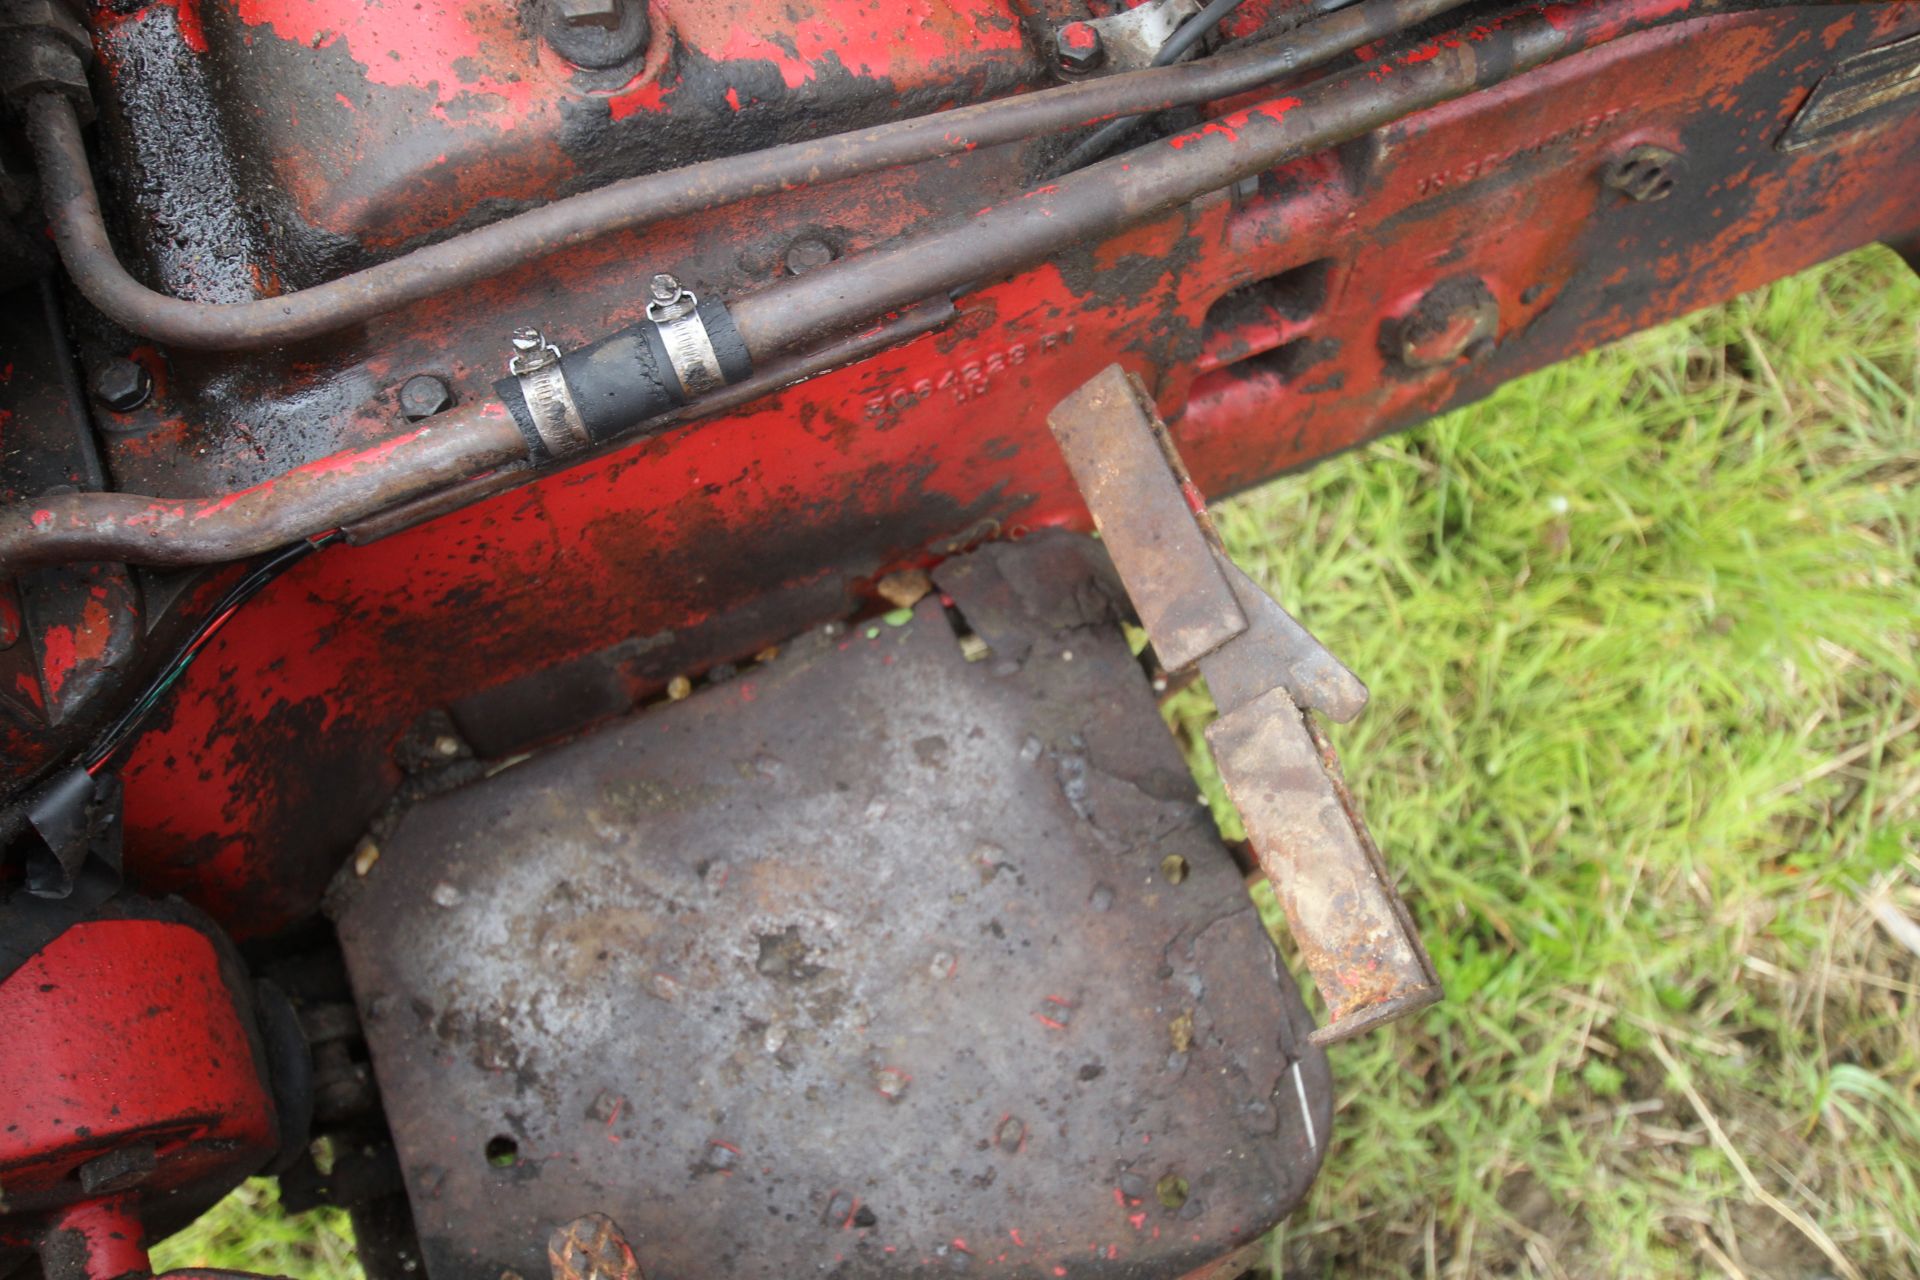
<box><xmin>155</xmin><ymin>245</ymin><xmax>1920</xmax><ymax>1280</ymax></box>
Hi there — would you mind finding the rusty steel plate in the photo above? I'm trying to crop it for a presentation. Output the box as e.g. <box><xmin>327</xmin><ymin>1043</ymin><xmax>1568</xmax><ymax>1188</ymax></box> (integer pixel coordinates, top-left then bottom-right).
<box><xmin>1045</xmin><ymin>365</ymin><xmax>1246</xmax><ymax>673</ymax></box>
<box><xmin>331</xmin><ymin>534</ymin><xmax>1330</xmax><ymax>1280</ymax></box>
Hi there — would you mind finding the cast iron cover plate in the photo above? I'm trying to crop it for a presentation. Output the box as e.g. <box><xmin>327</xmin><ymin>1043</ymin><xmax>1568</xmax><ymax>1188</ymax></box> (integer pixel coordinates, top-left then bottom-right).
<box><xmin>333</xmin><ymin>535</ymin><xmax>1330</xmax><ymax>1280</ymax></box>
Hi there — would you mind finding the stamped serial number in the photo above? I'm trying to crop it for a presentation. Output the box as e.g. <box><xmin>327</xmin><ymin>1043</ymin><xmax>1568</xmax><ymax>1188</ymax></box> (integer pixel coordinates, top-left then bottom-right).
<box><xmin>865</xmin><ymin>328</ymin><xmax>1075</xmax><ymax>418</ymax></box>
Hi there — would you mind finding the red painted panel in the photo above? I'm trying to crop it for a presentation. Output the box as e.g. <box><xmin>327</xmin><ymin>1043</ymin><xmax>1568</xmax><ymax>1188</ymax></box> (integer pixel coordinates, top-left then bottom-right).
<box><xmin>53</xmin><ymin>1</ymin><xmax>1920</xmax><ymax>937</ymax></box>
<box><xmin>0</xmin><ymin>919</ymin><xmax>278</xmax><ymax>1210</ymax></box>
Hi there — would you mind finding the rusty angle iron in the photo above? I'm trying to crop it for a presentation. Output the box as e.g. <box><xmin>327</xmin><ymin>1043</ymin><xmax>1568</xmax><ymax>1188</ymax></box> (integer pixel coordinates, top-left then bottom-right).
<box><xmin>1046</xmin><ymin>365</ymin><xmax>1441</xmax><ymax>1045</ymax></box>
<box><xmin>331</xmin><ymin>533</ymin><xmax>1332</xmax><ymax>1280</ymax></box>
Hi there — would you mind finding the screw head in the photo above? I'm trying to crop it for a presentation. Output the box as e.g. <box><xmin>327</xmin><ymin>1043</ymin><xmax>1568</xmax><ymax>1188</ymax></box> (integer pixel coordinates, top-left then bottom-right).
<box><xmin>90</xmin><ymin>357</ymin><xmax>151</xmax><ymax>413</ymax></box>
<box><xmin>511</xmin><ymin>327</ymin><xmax>545</xmax><ymax>353</ymax></box>
<box><xmin>783</xmin><ymin>237</ymin><xmax>835</xmax><ymax>275</ymax></box>
<box><xmin>1055</xmin><ymin>21</ymin><xmax>1105</xmax><ymax>73</ymax></box>
<box><xmin>398</xmin><ymin>374</ymin><xmax>454</xmax><ymax>421</ymax></box>
<box><xmin>649</xmin><ymin>273</ymin><xmax>682</xmax><ymax>303</ymax></box>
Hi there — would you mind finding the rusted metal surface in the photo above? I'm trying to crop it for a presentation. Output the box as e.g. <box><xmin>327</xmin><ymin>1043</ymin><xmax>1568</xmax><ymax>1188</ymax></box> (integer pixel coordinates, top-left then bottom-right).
<box><xmin>332</xmin><ymin>534</ymin><xmax>1330</xmax><ymax>1280</ymax></box>
<box><xmin>5</xmin><ymin>0</ymin><xmax>1629</xmax><ymax>573</ymax></box>
<box><xmin>1780</xmin><ymin>28</ymin><xmax>1920</xmax><ymax>150</ymax></box>
<box><xmin>1041</xmin><ymin>361</ymin><xmax>1426</xmax><ymax>1043</ymax></box>
<box><xmin>1203</xmin><ymin>552</ymin><xmax>1367</xmax><ymax>726</ymax></box>
<box><xmin>1204</xmin><ymin>687</ymin><xmax>1440</xmax><ymax>1045</ymax></box>
<box><xmin>0</xmin><ymin>1</ymin><xmax>1910</xmax><ymax>938</ymax></box>
<box><xmin>1046</xmin><ymin>365</ymin><xmax>1244</xmax><ymax>671</ymax></box>
<box><xmin>548</xmin><ymin>1215</ymin><xmax>642</xmax><ymax>1280</ymax></box>
<box><xmin>0</xmin><ymin>280</ymin><xmax>142</xmax><ymax>779</ymax></box>
<box><xmin>731</xmin><ymin>0</ymin><xmax>1851</xmax><ymax>359</ymax></box>
<box><xmin>32</xmin><ymin>0</ymin><xmax>1432</xmax><ymax>350</ymax></box>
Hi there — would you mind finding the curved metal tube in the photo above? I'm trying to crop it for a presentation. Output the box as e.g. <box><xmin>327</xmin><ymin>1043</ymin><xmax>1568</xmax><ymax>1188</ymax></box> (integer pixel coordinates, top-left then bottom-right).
<box><xmin>2</xmin><ymin>0</ymin><xmax>1798</xmax><ymax>573</ymax></box>
<box><xmin>24</xmin><ymin>0</ymin><xmax>1472</xmax><ymax>351</ymax></box>
<box><xmin>728</xmin><ymin>0</ymin><xmax>1824</xmax><ymax>358</ymax></box>
<box><xmin>0</xmin><ymin>404</ymin><xmax>526</xmax><ymax>570</ymax></box>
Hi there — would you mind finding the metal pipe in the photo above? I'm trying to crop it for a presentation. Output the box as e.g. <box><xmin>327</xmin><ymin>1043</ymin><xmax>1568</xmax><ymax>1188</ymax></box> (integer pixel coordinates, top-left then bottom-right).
<box><xmin>2</xmin><ymin>0</ymin><xmax>1760</xmax><ymax>573</ymax></box>
<box><xmin>24</xmin><ymin>0</ymin><xmax>1472</xmax><ymax>351</ymax></box>
<box><xmin>340</xmin><ymin>297</ymin><xmax>958</xmax><ymax>544</ymax></box>
<box><xmin>727</xmin><ymin>0</ymin><xmax>1701</xmax><ymax>357</ymax></box>
<box><xmin>0</xmin><ymin>404</ymin><xmax>525</xmax><ymax>570</ymax></box>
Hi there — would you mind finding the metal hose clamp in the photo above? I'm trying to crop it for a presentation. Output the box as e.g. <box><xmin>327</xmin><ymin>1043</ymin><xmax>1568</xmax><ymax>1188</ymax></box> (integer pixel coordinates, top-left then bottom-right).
<box><xmin>508</xmin><ymin>326</ymin><xmax>590</xmax><ymax>458</ymax></box>
<box><xmin>646</xmin><ymin>274</ymin><xmax>726</xmax><ymax>399</ymax></box>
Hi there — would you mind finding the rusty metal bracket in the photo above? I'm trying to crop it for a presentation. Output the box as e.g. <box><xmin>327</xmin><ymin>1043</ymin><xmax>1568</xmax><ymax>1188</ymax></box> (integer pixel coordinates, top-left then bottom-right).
<box><xmin>1046</xmin><ymin>364</ymin><xmax>1441</xmax><ymax>1045</ymax></box>
<box><xmin>548</xmin><ymin>1214</ymin><xmax>642</xmax><ymax>1280</ymax></box>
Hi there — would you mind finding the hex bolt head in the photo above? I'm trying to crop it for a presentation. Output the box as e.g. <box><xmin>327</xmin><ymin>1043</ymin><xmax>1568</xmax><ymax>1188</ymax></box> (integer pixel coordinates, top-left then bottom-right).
<box><xmin>783</xmin><ymin>237</ymin><xmax>835</xmax><ymax>276</ymax></box>
<box><xmin>1602</xmin><ymin>144</ymin><xmax>1680</xmax><ymax>202</ymax></box>
<box><xmin>77</xmin><ymin>1143</ymin><xmax>158</xmax><ymax>1196</ymax></box>
<box><xmin>648</xmin><ymin>272</ymin><xmax>682</xmax><ymax>303</ymax></box>
<box><xmin>1054</xmin><ymin>21</ymin><xmax>1105</xmax><ymax>73</ymax></box>
<box><xmin>398</xmin><ymin>374</ymin><xmax>455</xmax><ymax>421</ymax></box>
<box><xmin>90</xmin><ymin>357</ymin><xmax>151</xmax><ymax>413</ymax></box>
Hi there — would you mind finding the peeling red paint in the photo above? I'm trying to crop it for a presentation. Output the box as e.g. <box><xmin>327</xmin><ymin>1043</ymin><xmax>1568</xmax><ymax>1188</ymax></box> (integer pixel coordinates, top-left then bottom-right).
<box><xmin>38</xmin><ymin>0</ymin><xmax>1915</xmax><ymax>951</ymax></box>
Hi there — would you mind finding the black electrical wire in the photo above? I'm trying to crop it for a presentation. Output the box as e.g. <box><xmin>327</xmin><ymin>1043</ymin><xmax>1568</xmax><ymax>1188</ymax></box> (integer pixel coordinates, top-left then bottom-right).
<box><xmin>1044</xmin><ymin>0</ymin><xmax>1250</xmax><ymax>178</ymax></box>
<box><xmin>81</xmin><ymin>530</ymin><xmax>343</xmax><ymax>774</ymax></box>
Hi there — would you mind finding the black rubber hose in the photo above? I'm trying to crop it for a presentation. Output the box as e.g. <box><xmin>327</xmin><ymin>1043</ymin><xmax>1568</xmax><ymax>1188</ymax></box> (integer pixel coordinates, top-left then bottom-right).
<box><xmin>23</xmin><ymin>0</ymin><xmax>1475</xmax><ymax>351</ymax></box>
<box><xmin>1046</xmin><ymin>0</ymin><xmax>1251</xmax><ymax>177</ymax></box>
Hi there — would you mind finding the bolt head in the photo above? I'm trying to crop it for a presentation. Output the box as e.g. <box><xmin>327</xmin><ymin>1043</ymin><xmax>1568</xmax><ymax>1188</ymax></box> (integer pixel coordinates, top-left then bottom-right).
<box><xmin>555</xmin><ymin>0</ymin><xmax>620</xmax><ymax>28</ymax></box>
<box><xmin>783</xmin><ymin>237</ymin><xmax>835</xmax><ymax>275</ymax></box>
<box><xmin>649</xmin><ymin>273</ymin><xmax>682</xmax><ymax>303</ymax></box>
<box><xmin>398</xmin><ymin>374</ymin><xmax>454</xmax><ymax>421</ymax></box>
<box><xmin>511</xmin><ymin>327</ymin><xmax>545</xmax><ymax>352</ymax></box>
<box><xmin>90</xmin><ymin>357</ymin><xmax>151</xmax><ymax>413</ymax></box>
<box><xmin>1055</xmin><ymin>21</ymin><xmax>1105</xmax><ymax>73</ymax></box>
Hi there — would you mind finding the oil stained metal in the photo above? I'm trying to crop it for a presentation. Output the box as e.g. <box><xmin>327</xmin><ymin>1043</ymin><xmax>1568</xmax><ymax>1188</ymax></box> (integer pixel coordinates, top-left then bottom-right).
<box><xmin>331</xmin><ymin>534</ymin><xmax>1330</xmax><ymax>1280</ymax></box>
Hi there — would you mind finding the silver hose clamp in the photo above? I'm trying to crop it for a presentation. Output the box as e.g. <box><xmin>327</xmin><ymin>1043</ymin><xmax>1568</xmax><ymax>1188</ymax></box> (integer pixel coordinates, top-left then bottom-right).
<box><xmin>646</xmin><ymin>274</ymin><xmax>725</xmax><ymax>400</ymax></box>
<box><xmin>508</xmin><ymin>326</ymin><xmax>589</xmax><ymax>458</ymax></box>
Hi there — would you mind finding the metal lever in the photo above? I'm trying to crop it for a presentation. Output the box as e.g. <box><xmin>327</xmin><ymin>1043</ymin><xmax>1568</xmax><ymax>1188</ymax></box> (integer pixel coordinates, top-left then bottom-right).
<box><xmin>1046</xmin><ymin>364</ymin><xmax>1440</xmax><ymax>1044</ymax></box>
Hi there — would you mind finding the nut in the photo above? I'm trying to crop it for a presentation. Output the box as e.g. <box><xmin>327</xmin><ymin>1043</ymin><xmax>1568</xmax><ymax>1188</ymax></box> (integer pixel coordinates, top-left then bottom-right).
<box><xmin>398</xmin><ymin>374</ymin><xmax>454</xmax><ymax>421</ymax></box>
<box><xmin>90</xmin><ymin>357</ymin><xmax>151</xmax><ymax>413</ymax></box>
<box><xmin>1055</xmin><ymin>21</ymin><xmax>1105</xmax><ymax>73</ymax></box>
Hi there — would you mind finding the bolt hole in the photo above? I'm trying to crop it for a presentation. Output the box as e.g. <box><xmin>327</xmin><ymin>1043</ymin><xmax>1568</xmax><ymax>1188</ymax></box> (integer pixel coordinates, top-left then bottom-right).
<box><xmin>1156</xmin><ymin>1173</ymin><xmax>1189</xmax><ymax>1210</ymax></box>
<box><xmin>1159</xmin><ymin>854</ymin><xmax>1190</xmax><ymax>885</ymax></box>
<box><xmin>485</xmin><ymin>1135</ymin><xmax>519</xmax><ymax>1167</ymax></box>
